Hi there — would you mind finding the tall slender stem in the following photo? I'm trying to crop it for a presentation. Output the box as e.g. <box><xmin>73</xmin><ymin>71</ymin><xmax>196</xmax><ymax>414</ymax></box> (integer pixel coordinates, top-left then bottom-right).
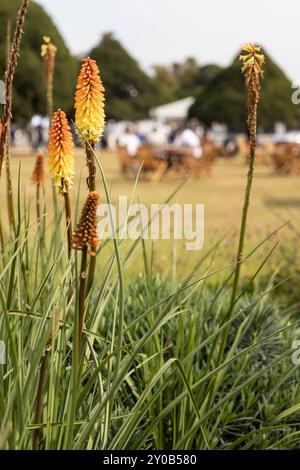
<box><xmin>32</xmin><ymin>350</ymin><xmax>48</xmax><ymax>450</ymax></box>
<box><xmin>229</xmin><ymin>141</ymin><xmax>256</xmax><ymax>308</ymax></box>
<box><xmin>46</xmin><ymin>68</ymin><xmax>54</xmax><ymax>120</ymax></box>
<box><xmin>86</xmin><ymin>143</ymin><xmax>97</xmax><ymax>298</ymax></box>
<box><xmin>36</xmin><ymin>182</ymin><xmax>41</xmax><ymax>221</ymax></box>
<box><xmin>78</xmin><ymin>246</ymin><xmax>88</xmax><ymax>356</ymax></box>
<box><xmin>86</xmin><ymin>142</ymin><xmax>96</xmax><ymax>191</ymax></box>
<box><xmin>216</xmin><ymin>44</ymin><xmax>264</xmax><ymax>364</ymax></box>
<box><xmin>32</xmin><ymin>179</ymin><xmax>47</xmax><ymax>451</ymax></box>
<box><xmin>5</xmin><ymin>142</ymin><xmax>16</xmax><ymax>232</ymax></box>
<box><xmin>0</xmin><ymin>215</ymin><xmax>4</xmax><ymax>254</ymax></box>
<box><xmin>64</xmin><ymin>192</ymin><xmax>72</xmax><ymax>258</ymax></box>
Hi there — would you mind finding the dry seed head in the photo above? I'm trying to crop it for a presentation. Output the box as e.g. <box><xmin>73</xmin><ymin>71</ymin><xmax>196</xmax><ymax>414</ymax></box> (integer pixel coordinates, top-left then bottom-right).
<box><xmin>239</xmin><ymin>43</ymin><xmax>265</xmax><ymax>142</ymax></box>
<box><xmin>31</xmin><ymin>152</ymin><xmax>46</xmax><ymax>186</ymax></box>
<box><xmin>75</xmin><ymin>58</ymin><xmax>105</xmax><ymax>145</ymax></box>
<box><xmin>41</xmin><ymin>36</ymin><xmax>57</xmax><ymax>117</ymax></box>
<box><xmin>41</xmin><ymin>36</ymin><xmax>57</xmax><ymax>80</ymax></box>
<box><xmin>239</xmin><ymin>43</ymin><xmax>264</xmax><ymax>101</ymax></box>
<box><xmin>48</xmin><ymin>110</ymin><xmax>75</xmax><ymax>194</ymax></box>
<box><xmin>72</xmin><ymin>191</ymin><xmax>100</xmax><ymax>254</ymax></box>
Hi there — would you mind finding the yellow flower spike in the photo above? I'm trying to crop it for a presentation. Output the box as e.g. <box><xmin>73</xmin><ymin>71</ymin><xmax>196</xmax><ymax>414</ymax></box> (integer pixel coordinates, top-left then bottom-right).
<box><xmin>75</xmin><ymin>58</ymin><xmax>105</xmax><ymax>145</ymax></box>
<box><xmin>41</xmin><ymin>36</ymin><xmax>57</xmax><ymax>59</ymax></box>
<box><xmin>239</xmin><ymin>43</ymin><xmax>265</xmax><ymax>140</ymax></box>
<box><xmin>241</xmin><ymin>43</ymin><xmax>261</xmax><ymax>54</ymax></box>
<box><xmin>48</xmin><ymin>110</ymin><xmax>75</xmax><ymax>194</ymax></box>
<box><xmin>239</xmin><ymin>43</ymin><xmax>265</xmax><ymax>85</ymax></box>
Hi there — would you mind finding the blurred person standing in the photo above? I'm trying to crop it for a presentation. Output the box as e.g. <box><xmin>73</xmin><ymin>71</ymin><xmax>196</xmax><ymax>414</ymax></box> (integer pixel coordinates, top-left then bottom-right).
<box><xmin>174</xmin><ymin>123</ymin><xmax>202</xmax><ymax>158</ymax></box>
<box><xmin>119</xmin><ymin>127</ymin><xmax>141</xmax><ymax>157</ymax></box>
<box><xmin>147</xmin><ymin>125</ymin><xmax>167</xmax><ymax>147</ymax></box>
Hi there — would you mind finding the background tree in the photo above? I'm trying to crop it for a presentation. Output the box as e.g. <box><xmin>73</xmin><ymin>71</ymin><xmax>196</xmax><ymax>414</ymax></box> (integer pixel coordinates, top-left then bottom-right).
<box><xmin>153</xmin><ymin>59</ymin><xmax>222</xmax><ymax>100</ymax></box>
<box><xmin>89</xmin><ymin>33</ymin><xmax>171</xmax><ymax>121</ymax></box>
<box><xmin>0</xmin><ymin>0</ymin><xmax>77</xmax><ymax>125</ymax></box>
<box><xmin>189</xmin><ymin>48</ymin><xmax>299</xmax><ymax>131</ymax></box>
<box><xmin>0</xmin><ymin>4</ymin><xmax>298</xmax><ymax>131</ymax></box>
<box><xmin>151</xmin><ymin>64</ymin><xmax>177</xmax><ymax>101</ymax></box>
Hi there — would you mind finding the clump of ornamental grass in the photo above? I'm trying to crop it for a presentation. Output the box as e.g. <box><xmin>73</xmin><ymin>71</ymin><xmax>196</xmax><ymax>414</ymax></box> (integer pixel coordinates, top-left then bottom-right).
<box><xmin>75</xmin><ymin>58</ymin><xmax>105</xmax><ymax>293</ymax></box>
<box><xmin>73</xmin><ymin>191</ymin><xmax>100</xmax><ymax>353</ymax></box>
<box><xmin>4</xmin><ymin>13</ymin><xmax>298</xmax><ymax>450</ymax></box>
<box><xmin>48</xmin><ymin>109</ymin><xmax>75</xmax><ymax>257</ymax></box>
<box><xmin>31</xmin><ymin>152</ymin><xmax>46</xmax><ymax>220</ymax></box>
<box><xmin>41</xmin><ymin>36</ymin><xmax>57</xmax><ymax>119</ymax></box>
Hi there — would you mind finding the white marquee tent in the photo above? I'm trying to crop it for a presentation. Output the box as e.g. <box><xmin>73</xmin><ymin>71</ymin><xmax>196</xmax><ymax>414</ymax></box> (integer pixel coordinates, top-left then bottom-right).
<box><xmin>150</xmin><ymin>97</ymin><xmax>195</xmax><ymax>123</ymax></box>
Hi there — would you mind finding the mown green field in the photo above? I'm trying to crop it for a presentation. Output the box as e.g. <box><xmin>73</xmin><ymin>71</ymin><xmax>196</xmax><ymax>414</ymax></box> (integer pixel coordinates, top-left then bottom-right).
<box><xmin>3</xmin><ymin>149</ymin><xmax>299</xmax><ymax>277</ymax></box>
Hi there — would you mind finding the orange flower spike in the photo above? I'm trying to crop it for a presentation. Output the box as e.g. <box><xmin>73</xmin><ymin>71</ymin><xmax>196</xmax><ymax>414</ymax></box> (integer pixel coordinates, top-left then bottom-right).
<box><xmin>72</xmin><ymin>191</ymin><xmax>100</xmax><ymax>255</ymax></box>
<box><xmin>48</xmin><ymin>110</ymin><xmax>75</xmax><ymax>194</ymax></box>
<box><xmin>31</xmin><ymin>152</ymin><xmax>46</xmax><ymax>186</ymax></box>
<box><xmin>75</xmin><ymin>58</ymin><xmax>105</xmax><ymax>144</ymax></box>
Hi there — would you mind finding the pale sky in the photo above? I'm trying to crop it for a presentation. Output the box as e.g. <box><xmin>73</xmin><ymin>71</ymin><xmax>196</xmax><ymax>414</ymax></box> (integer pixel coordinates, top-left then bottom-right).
<box><xmin>36</xmin><ymin>0</ymin><xmax>299</xmax><ymax>80</ymax></box>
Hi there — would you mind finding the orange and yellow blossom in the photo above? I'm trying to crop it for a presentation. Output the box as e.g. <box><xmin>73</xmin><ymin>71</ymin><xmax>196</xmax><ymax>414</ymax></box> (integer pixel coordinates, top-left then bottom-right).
<box><xmin>48</xmin><ymin>110</ymin><xmax>74</xmax><ymax>194</ymax></box>
<box><xmin>75</xmin><ymin>58</ymin><xmax>105</xmax><ymax>145</ymax></box>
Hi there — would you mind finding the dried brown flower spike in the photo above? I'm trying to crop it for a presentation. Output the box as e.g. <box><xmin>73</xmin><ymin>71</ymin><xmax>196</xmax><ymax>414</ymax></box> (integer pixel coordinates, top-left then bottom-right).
<box><xmin>31</xmin><ymin>152</ymin><xmax>46</xmax><ymax>221</ymax></box>
<box><xmin>217</xmin><ymin>45</ymin><xmax>266</xmax><ymax>366</ymax></box>
<box><xmin>41</xmin><ymin>36</ymin><xmax>57</xmax><ymax>118</ymax></box>
<box><xmin>73</xmin><ymin>192</ymin><xmax>100</xmax><ymax>255</ymax></box>
<box><xmin>239</xmin><ymin>43</ymin><xmax>265</xmax><ymax>144</ymax></box>
<box><xmin>239</xmin><ymin>43</ymin><xmax>265</xmax><ymax>90</ymax></box>
<box><xmin>74</xmin><ymin>192</ymin><xmax>100</xmax><ymax>355</ymax></box>
<box><xmin>0</xmin><ymin>0</ymin><xmax>30</xmax><ymax>177</ymax></box>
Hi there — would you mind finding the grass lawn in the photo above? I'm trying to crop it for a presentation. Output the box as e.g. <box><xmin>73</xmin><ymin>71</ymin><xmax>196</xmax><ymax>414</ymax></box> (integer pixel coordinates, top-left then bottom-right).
<box><xmin>2</xmin><ymin>148</ymin><xmax>300</xmax><ymax>276</ymax></box>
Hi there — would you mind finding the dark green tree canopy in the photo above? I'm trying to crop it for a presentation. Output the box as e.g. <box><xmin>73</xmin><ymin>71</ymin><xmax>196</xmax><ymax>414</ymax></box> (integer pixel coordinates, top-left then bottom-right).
<box><xmin>89</xmin><ymin>33</ymin><xmax>171</xmax><ymax>121</ymax></box>
<box><xmin>1</xmin><ymin>5</ymin><xmax>297</xmax><ymax>131</ymax></box>
<box><xmin>189</xmin><ymin>49</ymin><xmax>299</xmax><ymax>132</ymax></box>
<box><xmin>0</xmin><ymin>0</ymin><xmax>77</xmax><ymax>125</ymax></box>
<box><xmin>153</xmin><ymin>60</ymin><xmax>222</xmax><ymax>100</ymax></box>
